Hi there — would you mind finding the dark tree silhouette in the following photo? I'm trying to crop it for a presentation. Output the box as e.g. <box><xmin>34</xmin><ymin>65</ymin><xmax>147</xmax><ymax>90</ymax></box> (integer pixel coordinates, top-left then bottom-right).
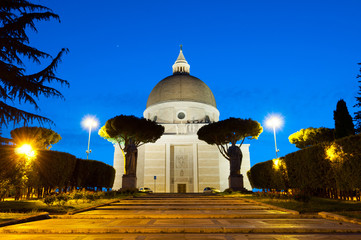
<box><xmin>197</xmin><ymin>118</ymin><xmax>262</xmax><ymax>177</ymax></box>
<box><xmin>99</xmin><ymin>115</ymin><xmax>164</xmax><ymax>188</ymax></box>
<box><xmin>0</xmin><ymin>0</ymin><xmax>68</xmax><ymax>126</ymax></box>
<box><xmin>289</xmin><ymin>127</ymin><xmax>334</xmax><ymax>149</ymax></box>
<box><xmin>10</xmin><ymin>126</ymin><xmax>61</xmax><ymax>149</ymax></box>
<box><xmin>334</xmin><ymin>99</ymin><xmax>355</xmax><ymax>139</ymax></box>
<box><xmin>354</xmin><ymin>63</ymin><xmax>361</xmax><ymax>133</ymax></box>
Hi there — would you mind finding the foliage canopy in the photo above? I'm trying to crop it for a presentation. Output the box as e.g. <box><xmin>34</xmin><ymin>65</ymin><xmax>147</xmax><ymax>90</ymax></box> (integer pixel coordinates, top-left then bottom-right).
<box><xmin>98</xmin><ymin>115</ymin><xmax>164</xmax><ymax>149</ymax></box>
<box><xmin>0</xmin><ymin>0</ymin><xmax>68</xmax><ymax>126</ymax></box>
<box><xmin>10</xmin><ymin>126</ymin><xmax>61</xmax><ymax>149</ymax></box>
<box><xmin>197</xmin><ymin>117</ymin><xmax>262</xmax><ymax>160</ymax></box>
<box><xmin>288</xmin><ymin>127</ymin><xmax>334</xmax><ymax>149</ymax></box>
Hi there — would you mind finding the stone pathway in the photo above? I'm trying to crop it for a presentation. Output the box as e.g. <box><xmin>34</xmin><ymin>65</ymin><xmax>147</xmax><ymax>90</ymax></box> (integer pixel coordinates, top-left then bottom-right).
<box><xmin>1</xmin><ymin>194</ymin><xmax>361</xmax><ymax>239</ymax></box>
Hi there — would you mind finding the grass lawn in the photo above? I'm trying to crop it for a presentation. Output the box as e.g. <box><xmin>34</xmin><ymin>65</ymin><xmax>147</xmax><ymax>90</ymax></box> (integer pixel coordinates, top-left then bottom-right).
<box><xmin>0</xmin><ymin>198</ymin><xmax>118</xmax><ymax>214</ymax></box>
<box><xmin>0</xmin><ymin>197</ymin><xmax>127</xmax><ymax>222</ymax></box>
<box><xmin>333</xmin><ymin>211</ymin><xmax>361</xmax><ymax>220</ymax></box>
<box><xmin>225</xmin><ymin>193</ymin><xmax>361</xmax><ymax>219</ymax></box>
<box><xmin>0</xmin><ymin>192</ymin><xmax>149</xmax><ymax>222</ymax></box>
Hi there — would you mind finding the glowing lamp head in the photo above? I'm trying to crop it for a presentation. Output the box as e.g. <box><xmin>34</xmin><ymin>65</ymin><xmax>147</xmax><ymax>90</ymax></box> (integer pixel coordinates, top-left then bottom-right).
<box><xmin>265</xmin><ymin>114</ymin><xmax>284</xmax><ymax>130</ymax></box>
<box><xmin>82</xmin><ymin>116</ymin><xmax>99</xmax><ymax>130</ymax></box>
<box><xmin>273</xmin><ymin>158</ymin><xmax>280</xmax><ymax>170</ymax></box>
<box><xmin>16</xmin><ymin>144</ymin><xmax>36</xmax><ymax>158</ymax></box>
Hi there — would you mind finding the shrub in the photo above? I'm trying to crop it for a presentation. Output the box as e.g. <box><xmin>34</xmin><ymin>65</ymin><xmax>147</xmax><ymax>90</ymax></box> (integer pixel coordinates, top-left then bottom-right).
<box><xmin>43</xmin><ymin>195</ymin><xmax>56</xmax><ymax>206</ymax></box>
<box><xmin>223</xmin><ymin>188</ymin><xmax>233</xmax><ymax>194</ymax></box>
<box><xmin>56</xmin><ymin>193</ymin><xmax>69</xmax><ymax>206</ymax></box>
<box><xmin>84</xmin><ymin>191</ymin><xmax>96</xmax><ymax>202</ymax></box>
<box><xmin>117</xmin><ymin>188</ymin><xmax>138</xmax><ymax>195</ymax></box>
<box><xmin>70</xmin><ymin>191</ymin><xmax>83</xmax><ymax>203</ymax></box>
<box><xmin>94</xmin><ymin>191</ymin><xmax>104</xmax><ymax>199</ymax></box>
<box><xmin>104</xmin><ymin>191</ymin><xmax>117</xmax><ymax>198</ymax></box>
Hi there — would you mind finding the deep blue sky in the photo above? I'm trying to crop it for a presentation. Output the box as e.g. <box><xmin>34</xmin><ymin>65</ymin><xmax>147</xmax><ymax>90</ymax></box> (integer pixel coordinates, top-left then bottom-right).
<box><xmin>4</xmin><ymin>0</ymin><xmax>361</xmax><ymax>168</ymax></box>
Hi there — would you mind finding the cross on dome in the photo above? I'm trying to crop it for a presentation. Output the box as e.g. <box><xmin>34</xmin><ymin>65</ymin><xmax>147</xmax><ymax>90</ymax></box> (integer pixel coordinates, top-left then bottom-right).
<box><xmin>172</xmin><ymin>45</ymin><xmax>190</xmax><ymax>74</ymax></box>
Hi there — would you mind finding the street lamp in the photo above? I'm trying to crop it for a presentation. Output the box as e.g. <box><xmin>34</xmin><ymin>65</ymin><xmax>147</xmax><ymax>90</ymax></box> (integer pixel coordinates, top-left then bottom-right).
<box><xmin>16</xmin><ymin>143</ymin><xmax>36</xmax><ymax>159</ymax></box>
<box><xmin>82</xmin><ymin>116</ymin><xmax>99</xmax><ymax>159</ymax></box>
<box><xmin>265</xmin><ymin>114</ymin><xmax>284</xmax><ymax>158</ymax></box>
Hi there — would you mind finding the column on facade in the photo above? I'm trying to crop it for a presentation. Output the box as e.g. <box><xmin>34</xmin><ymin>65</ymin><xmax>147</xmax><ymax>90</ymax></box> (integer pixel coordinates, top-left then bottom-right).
<box><xmin>165</xmin><ymin>143</ymin><xmax>171</xmax><ymax>192</ymax></box>
<box><xmin>192</xmin><ymin>143</ymin><xmax>198</xmax><ymax>192</ymax></box>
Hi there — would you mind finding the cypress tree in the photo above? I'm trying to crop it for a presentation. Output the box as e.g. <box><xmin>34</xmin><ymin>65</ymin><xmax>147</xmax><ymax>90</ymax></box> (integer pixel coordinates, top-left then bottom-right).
<box><xmin>334</xmin><ymin>99</ymin><xmax>355</xmax><ymax>139</ymax></box>
<box><xmin>354</xmin><ymin>63</ymin><xmax>361</xmax><ymax>133</ymax></box>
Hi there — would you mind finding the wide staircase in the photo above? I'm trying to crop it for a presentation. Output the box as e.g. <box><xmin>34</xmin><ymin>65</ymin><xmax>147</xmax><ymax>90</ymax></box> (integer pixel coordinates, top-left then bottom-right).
<box><xmin>2</xmin><ymin>193</ymin><xmax>361</xmax><ymax>239</ymax></box>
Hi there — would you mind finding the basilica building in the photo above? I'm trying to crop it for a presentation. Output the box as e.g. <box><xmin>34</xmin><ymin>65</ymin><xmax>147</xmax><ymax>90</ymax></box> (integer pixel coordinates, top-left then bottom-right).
<box><xmin>113</xmin><ymin>48</ymin><xmax>252</xmax><ymax>192</ymax></box>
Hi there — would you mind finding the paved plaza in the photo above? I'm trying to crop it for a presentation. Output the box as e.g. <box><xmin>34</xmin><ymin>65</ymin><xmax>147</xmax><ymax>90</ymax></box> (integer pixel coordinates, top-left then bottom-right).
<box><xmin>1</xmin><ymin>194</ymin><xmax>361</xmax><ymax>239</ymax></box>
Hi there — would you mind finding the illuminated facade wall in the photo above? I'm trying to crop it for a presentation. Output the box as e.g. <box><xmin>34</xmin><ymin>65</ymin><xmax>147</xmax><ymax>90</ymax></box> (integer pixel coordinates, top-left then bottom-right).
<box><xmin>112</xmin><ymin>128</ymin><xmax>252</xmax><ymax>192</ymax></box>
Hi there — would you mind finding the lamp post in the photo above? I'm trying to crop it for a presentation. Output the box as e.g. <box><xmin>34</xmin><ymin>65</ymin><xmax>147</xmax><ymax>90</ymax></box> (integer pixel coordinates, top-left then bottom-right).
<box><xmin>265</xmin><ymin>114</ymin><xmax>283</xmax><ymax>158</ymax></box>
<box><xmin>82</xmin><ymin>116</ymin><xmax>99</xmax><ymax>159</ymax></box>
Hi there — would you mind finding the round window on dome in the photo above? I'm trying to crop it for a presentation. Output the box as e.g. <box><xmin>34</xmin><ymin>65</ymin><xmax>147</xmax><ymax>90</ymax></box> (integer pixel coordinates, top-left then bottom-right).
<box><xmin>177</xmin><ymin>111</ymin><xmax>186</xmax><ymax>120</ymax></box>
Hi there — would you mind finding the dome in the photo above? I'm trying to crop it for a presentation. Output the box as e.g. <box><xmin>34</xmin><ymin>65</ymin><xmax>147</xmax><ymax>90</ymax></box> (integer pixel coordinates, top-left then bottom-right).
<box><xmin>146</xmin><ymin>74</ymin><xmax>217</xmax><ymax>108</ymax></box>
<box><xmin>146</xmin><ymin>47</ymin><xmax>217</xmax><ymax>108</ymax></box>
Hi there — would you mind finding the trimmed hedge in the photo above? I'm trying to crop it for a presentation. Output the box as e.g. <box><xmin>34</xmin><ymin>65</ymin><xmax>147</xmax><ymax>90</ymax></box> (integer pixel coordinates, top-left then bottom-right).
<box><xmin>248</xmin><ymin>134</ymin><xmax>361</xmax><ymax>198</ymax></box>
<box><xmin>0</xmin><ymin>145</ymin><xmax>18</xmax><ymax>180</ymax></box>
<box><xmin>72</xmin><ymin>158</ymin><xmax>115</xmax><ymax>189</ymax></box>
<box><xmin>34</xmin><ymin>150</ymin><xmax>77</xmax><ymax>189</ymax></box>
<box><xmin>0</xmin><ymin>145</ymin><xmax>115</xmax><ymax>197</ymax></box>
<box><xmin>284</xmin><ymin>144</ymin><xmax>334</xmax><ymax>192</ymax></box>
<box><xmin>248</xmin><ymin>158</ymin><xmax>287</xmax><ymax>190</ymax></box>
<box><xmin>248</xmin><ymin>160</ymin><xmax>273</xmax><ymax>190</ymax></box>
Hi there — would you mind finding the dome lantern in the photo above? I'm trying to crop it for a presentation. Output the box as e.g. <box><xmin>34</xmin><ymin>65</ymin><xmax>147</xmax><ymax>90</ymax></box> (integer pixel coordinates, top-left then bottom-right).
<box><xmin>172</xmin><ymin>45</ymin><xmax>190</xmax><ymax>74</ymax></box>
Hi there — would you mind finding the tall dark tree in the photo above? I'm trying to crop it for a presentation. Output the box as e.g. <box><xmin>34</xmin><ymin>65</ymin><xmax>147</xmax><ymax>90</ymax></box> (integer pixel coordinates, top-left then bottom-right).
<box><xmin>0</xmin><ymin>0</ymin><xmax>68</xmax><ymax>126</ymax></box>
<box><xmin>334</xmin><ymin>99</ymin><xmax>355</xmax><ymax>139</ymax></box>
<box><xmin>354</xmin><ymin>63</ymin><xmax>361</xmax><ymax>133</ymax></box>
<box><xmin>99</xmin><ymin>115</ymin><xmax>164</xmax><ymax>189</ymax></box>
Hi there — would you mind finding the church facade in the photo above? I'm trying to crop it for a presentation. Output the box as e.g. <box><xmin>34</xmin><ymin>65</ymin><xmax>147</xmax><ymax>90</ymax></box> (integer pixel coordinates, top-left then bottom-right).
<box><xmin>113</xmin><ymin>48</ymin><xmax>252</xmax><ymax>192</ymax></box>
